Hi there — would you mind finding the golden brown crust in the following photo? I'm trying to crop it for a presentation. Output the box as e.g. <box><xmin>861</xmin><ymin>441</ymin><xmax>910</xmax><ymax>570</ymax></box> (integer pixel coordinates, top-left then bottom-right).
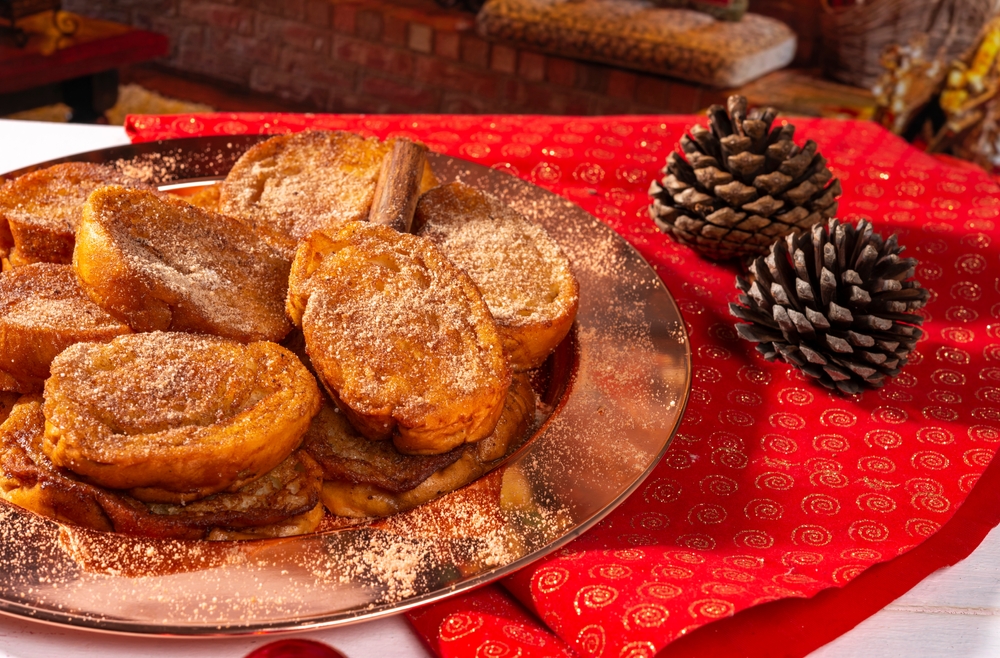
<box><xmin>42</xmin><ymin>332</ymin><xmax>321</xmax><ymax>503</ymax></box>
<box><xmin>319</xmin><ymin>373</ymin><xmax>535</xmax><ymax>518</ymax></box>
<box><xmin>0</xmin><ymin>163</ymin><xmax>151</xmax><ymax>267</ymax></box>
<box><xmin>219</xmin><ymin>130</ymin><xmax>388</xmax><ymax>258</ymax></box>
<box><xmin>0</xmin><ymin>263</ymin><xmax>131</xmax><ymax>393</ymax></box>
<box><xmin>415</xmin><ymin>182</ymin><xmax>579</xmax><ymax>370</ymax></box>
<box><xmin>74</xmin><ymin>186</ymin><xmax>292</xmax><ymax>342</ymax></box>
<box><xmin>0</xmin><ymin>396</ymin><xmax>323</xmax><ymax>540</ymax></box>
<box><xmin>288</xmin><ymin>222</ymin><xmax>511</xmax><ymax>455</ymax></box>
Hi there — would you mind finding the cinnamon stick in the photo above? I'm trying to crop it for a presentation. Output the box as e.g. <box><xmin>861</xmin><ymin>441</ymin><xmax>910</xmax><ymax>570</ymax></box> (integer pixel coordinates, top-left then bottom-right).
<box><xmin>369</xmin><ymin>139</ymin><xmax>428</xmax><ymax>233</ymax></box>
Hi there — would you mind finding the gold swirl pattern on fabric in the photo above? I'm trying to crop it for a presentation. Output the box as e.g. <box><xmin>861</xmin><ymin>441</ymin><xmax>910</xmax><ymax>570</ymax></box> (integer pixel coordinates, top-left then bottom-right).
<box><xmin>959</xmin><ymin>473</ymin><xmax>982</xmax><ymax>492</ymax></box>
<box><xmin>651</xmin><ymin>566</ymin><xmax>694</xmax><ymax>580</ymax></box>
<box><xmin>619</xmin><ymin>641</ymin><xmax>658</xmax><ymax>658</ymax></box>
<box><xmin>813</xmin><ymin>434</ymin><xmax>850</xmax><ymax>453</ymax></box>
<box><xmin>687</xmin><ymin>599</ymin><xmax>736</xmax><ymax>619</ymax></box>
<box><xmin>440</xmin><ymin>612</ymin><xmax>486</xmax><ymax>641</ymax></box>
<box><xmin>906</xmin><ymin>518</ymin><xmax>942</xmax><ymax>538</ymax></box>
<box><xmin>611</xmin><ymin>548</ymin><xmax>648</xmax><ymax>561</ymax></box>
<box><xmin>911</xmin><ymin>492</ymin><xmax>951</xmax><ymax>514</ymax></box>
<box><xmin>711</xmin><ymin>568</ymin><xmax>756</xmax><ymax>583</ymax></box>
<box><xmin>802</xmin><ymin>493</ymin><xmax>841</xmax><ymax>516</ymax></box>
<box><xmin>576</xmin><ymin>624</ymin><xmax>606</xmax><ymax>656</ymax></box>
<box><xmin>502</xmin><ymin>624</ymin><xmax>547</xmax><ymax>648</ymax></box>
<box><xmin>688</xmin><ymin>503</ymin><xmax>727</xmax><ymax>525</ymax></box>
<box><xmin>734</xmin><ymin>529</ymin><xmax>775</xmax><ymax>550</ymax></box>
<box><xmin>472</xmin><ymin>640</ymin><xmax>514</xmax><ymax>657</ymax></box>
<box><xmin>917</xmin><ymin>427</ymin><xmax>955</xmax><ymax>445</ymax></box>
<box><xmin>769</xmin><ymin>412</ymin><xmax>806</xmax><ymax>431</ymax></box>
<box><xmin>574</xmin><ymin>585</ymin><xmax>619</xmax><ymax>614</ymax></box>
<box><xmin>782</xmin><ymin>551</ymin><xmax>825</xmax><ymax>566</ymax></box>
<box><xmin>820</xmin><ymin>409</ymin><xmax>857</xmax><ymax>427</ymax></box>
<box><xmin>701</xmin><ymin>582</ymin><xmax>747</xmax><ymax>597</ymax></box>
<box><xmin>777</xmin><ymin>387</ymin><xmax>814</xmax><ymax>406</ymax></box>
<box><xmin>699</xmin><ymin>474</ymin><xmax>739</xmax><ymax>497</ymax></box>
<box><xmin>755</xmin><ymin>472</ymin><xmax>795</xmax><ymax>491</ymax></box>
<box><xmin>792</xmin><ymin>525</ymin><xmax>833</xmax><ymax>547</ymax></box>
<box><xmin>723</xmin><ymin>555</ymin><xmax>764</xmax><ymax>569</ymax></box>
<box><xmin>623</xmin><ymin>603</ymin><xmax>670</xmax><ymax>631</ymax></box>
<box><xmin>859</xmin><ymin>456</ymin><xmax>897</xmax><ymax>474</ymax></box>
<box><xmin>744</xmin><ymin>498</ymin><xmax>784</xmax><ymax>521</ymax></box>
<box><xmin>849</xmin><ymin>520</ymin><xmax>891</xmax><ymax>543</ymax></box>
<box><xmin>832</xmin><ymin>564</ymin><xmax>867</xmax><ymax>585</ymax></box>
<box><xmin>676</xmin><ymin>534</ymin><xmax>716</xmax><ymax>551</ymax></box>
<box><xmin>589</xmin><ymin>564</ymin><xmax>633</xmax><ymax>580</ymax></box>
<box><xmin>761</xmin><ymin>434</ymin><xmax>799</xmax><ymax>455</ymax></box>
<box><xmin>857</xmin><ymin>493</ymin><xmax>897</xmax><ymax>514</ymax></box>
<box><xmin>637</xmin><ymin>582</ymin><xmax>683</xmax><ymax>600</ymax></box>
<box><xmin>534</xmin><ymin>567</ymin><xmax>571</xmax><ymax>594</ymax></box>
<box><xmin>644</xmin><ymin>478</ymin><xmax>683</xmax><ymax>504</ymax></box>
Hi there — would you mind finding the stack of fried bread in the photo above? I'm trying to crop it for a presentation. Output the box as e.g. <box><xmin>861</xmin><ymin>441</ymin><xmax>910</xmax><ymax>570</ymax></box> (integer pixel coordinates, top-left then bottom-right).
<box><xmin>0</xmin><ymin>130</ymin><xmax>579</xmax><ymax>538</ymax></box>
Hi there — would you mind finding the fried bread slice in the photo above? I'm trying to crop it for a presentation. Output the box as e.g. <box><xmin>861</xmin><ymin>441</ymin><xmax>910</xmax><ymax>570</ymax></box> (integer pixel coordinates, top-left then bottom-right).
<box><xmin>114</xmin><ymin>449</ymin><xmax>324</xmax><ymax>540</ymax></box>
<box><xmin>415</xmin><ymin>182</ymin><xmax>579</xmax><ymax>370</ymax></box>
<box><xmin>287</xmin><ymin>222</ymin><xmax>511</xmax><ymax>455</ymax></box>
<box><xmin>0</xmin><ymin>263</ymin><xmax>131</xmax><ymax>393</ymax></box>
<box><xmin>219</xmin><ymin>130</ymin><xmax>437</xmax><ymax>258</ymax></box>
<box><xmin>0</xmin><ymin>163</ymin><xmax>151</xmax><ymax>268</ymax></box>
<box><xmin>1</xmin><ymin>396</ymin><xmax>323</xmax><ymax>539</ymax></box>
<box><xmin>205</xmin><ymin>502</ymin><xmax>325</xmax><ymax>540</ymax></box>
<box><xmin>318</xmin><ymin>372</ymin><xmax>535</xmax><ymax>518</ymax></box>
<box><xmin>303</xmin><ymin>403</ymin><xmax>466</xmax><ymax>493</ymax></box>
<box><xmin>1</xmin><ymin>396</ymin><xmax>117</xmax><ymax>532</ymax></box>
<box><xmin>75</xmin><ymin>185</ymin><xmax>292</xmax><ymax>342</ymax></box>
<box><xmin>42</xmin><ymin>332</ymin><xmax>321</xmax><ymax>503</ymax></box>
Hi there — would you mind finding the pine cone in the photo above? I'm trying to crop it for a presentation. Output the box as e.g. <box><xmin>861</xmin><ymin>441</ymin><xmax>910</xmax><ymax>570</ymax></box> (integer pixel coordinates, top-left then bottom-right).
<box><xmin>649</xmin><ymin>95</ymin><xmax>842</xmax><ymax>261</ymax></box>
<box><xmin>729</xmin><ymin>218</ymin><xmax>930</xmax><ymax>394</ymax></box>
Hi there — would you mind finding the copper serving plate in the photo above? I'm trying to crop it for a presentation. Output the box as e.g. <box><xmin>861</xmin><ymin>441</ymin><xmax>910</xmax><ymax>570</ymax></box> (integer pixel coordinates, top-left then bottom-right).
<box><xmin>0</xmin><ymin>135</ymin><xmax>691</xmax><ymax>635</ymax></box>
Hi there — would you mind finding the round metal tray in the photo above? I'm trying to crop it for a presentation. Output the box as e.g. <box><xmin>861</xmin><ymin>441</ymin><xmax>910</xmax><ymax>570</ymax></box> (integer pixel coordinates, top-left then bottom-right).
<box><xmin>0</xmin><ymin>135</ymin><xmax>690</xmax><ymax>635</ymax></box>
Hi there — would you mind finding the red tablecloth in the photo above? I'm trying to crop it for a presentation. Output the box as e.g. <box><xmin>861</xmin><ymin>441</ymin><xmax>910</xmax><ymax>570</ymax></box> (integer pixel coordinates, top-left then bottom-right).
<box><xmin>127</xmin><ymin>113</ymin><xmax>1000</xmax><ymax>657</ymax></box>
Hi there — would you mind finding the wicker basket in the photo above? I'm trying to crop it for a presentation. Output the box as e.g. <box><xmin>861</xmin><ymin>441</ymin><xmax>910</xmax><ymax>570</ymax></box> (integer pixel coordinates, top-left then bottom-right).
<box><xmin>821</xmin><ymin>0</ymin><xmax>999</xmax><ymax>89</ymax></box>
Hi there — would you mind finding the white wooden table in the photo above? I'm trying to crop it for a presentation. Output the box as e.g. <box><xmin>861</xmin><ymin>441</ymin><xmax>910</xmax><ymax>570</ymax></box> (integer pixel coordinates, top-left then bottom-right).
<box><xmin>1</xmin><ymin>119</ymin><xmax>998</xmax><ymax>658</ymax></box>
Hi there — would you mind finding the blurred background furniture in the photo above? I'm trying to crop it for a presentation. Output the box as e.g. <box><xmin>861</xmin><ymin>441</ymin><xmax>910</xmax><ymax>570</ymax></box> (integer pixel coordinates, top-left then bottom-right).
<box><xmin>50</xmin><ymin>0</ymin><xmax>818</xmax><ymax>114</ymax></box>
<box><xmin>0</xmin><ymin>11</ymin><xmax>167</xmax><ymax>121</ymax></box>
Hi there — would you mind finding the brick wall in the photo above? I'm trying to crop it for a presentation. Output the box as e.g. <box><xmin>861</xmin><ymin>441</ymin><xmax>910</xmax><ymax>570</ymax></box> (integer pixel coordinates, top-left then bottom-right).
<box><xmin>62</xmin><ymin>0</ymin><xmax>735</xmax><ymax>114</ymax></box>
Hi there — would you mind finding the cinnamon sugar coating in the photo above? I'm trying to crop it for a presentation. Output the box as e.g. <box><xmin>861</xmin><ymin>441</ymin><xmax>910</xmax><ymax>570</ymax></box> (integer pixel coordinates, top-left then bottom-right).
<box><xmin>0</xmin><ymin>396</ymin><xmax>323</xmax><ymax>540</ymax></box>
<box><xmin>42</xmin><ymin>332</ymin><xmax>321</xmax><ymax>504</ymax></box>
<box><xmin>219</xmin><ymin>130</ymin><xmax>437</xmax><ymax>259</ymax></box>
<box><xmin>318</xmin><ymin>372</ymin><xmax>535</xmax><ymax>517</ymax></box>
<box><xmin>0</xmin><ymin>263</ymin><xmax>131</xmax><ymax>393</ymax></box>
<box><xmin>75</xmin><ymin>185</ymin><xmax>292</xmax><ymax>342</ymax></box>
<box><xmin>288</xmin><ymin>222</ymin><xmax>511</xmax><ymax>455</ymax></box>
<box><xmin>415</xmin><ymin>182</ymin><xmax>579</xmax><ymax>370</ymax></box>
<box><xmin>0</xmin><ymin>163</ymin><xmax>152</xmax><ymax>267</ymax></box>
